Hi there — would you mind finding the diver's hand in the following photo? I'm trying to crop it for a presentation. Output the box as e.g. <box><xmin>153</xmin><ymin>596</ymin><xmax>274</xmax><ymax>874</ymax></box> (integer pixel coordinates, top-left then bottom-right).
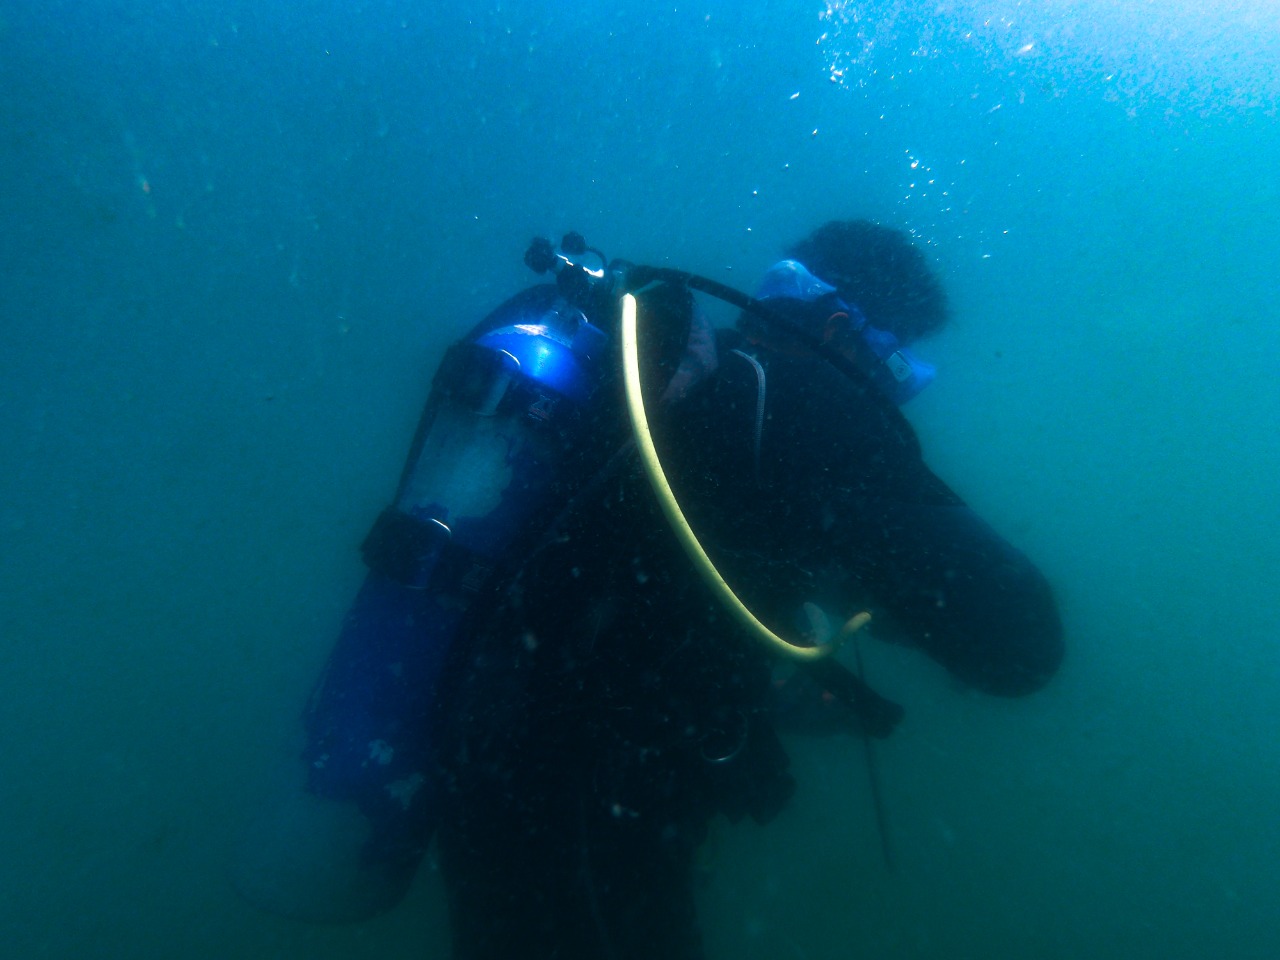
<box><xmin>771</xmin><ymin>663</ymin><xmax>904</xmax><ymax>739</ymax></box>
<box><xmin>805</xmin><ymin>658</ymin><xmax>904</xmax><ymax>739</ymax></box>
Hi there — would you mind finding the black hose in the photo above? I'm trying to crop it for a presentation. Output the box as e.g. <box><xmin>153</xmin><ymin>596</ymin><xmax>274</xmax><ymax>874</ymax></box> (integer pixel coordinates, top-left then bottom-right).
<box><xmin>622</xmin><ymin>265</ymin><xmax>913</xmax><ymax>438</ymax></box>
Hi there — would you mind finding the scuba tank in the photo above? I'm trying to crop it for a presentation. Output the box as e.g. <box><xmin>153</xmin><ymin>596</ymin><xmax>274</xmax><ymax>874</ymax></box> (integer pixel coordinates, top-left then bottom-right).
<box><xmin>297</xmin><ymin>236</ymin><xmax>616</xmax><ymax>896</ymax></box>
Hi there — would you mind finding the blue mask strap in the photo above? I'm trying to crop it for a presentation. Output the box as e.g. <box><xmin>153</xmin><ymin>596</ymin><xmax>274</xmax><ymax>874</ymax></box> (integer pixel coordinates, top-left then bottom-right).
<box><xmin>856</xmin><ymin>323</ymin><xmax>936</xmax><ymax>404</ymax></box>
<box><xmin>756</xmin><ymin>260</ymin><xmax>936</xmax><ymax>405</ymax></box>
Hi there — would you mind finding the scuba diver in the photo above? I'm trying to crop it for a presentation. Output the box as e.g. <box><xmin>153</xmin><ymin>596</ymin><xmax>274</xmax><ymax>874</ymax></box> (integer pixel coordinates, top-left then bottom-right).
<box><xmin>233</xmin><ymin>220</ymin><xmax>1063</xmax><ymax>960</ymax></box>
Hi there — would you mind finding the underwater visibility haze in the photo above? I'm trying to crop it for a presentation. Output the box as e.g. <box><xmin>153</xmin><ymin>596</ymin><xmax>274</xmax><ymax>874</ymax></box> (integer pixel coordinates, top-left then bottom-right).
<box><xmin>1</xmin><ymin>1</ymin><xmax>1277</xmax><ymax>957</ymax></box>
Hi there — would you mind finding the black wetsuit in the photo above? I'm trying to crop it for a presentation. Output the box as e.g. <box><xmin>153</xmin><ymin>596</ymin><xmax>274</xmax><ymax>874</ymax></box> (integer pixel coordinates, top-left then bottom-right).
<box><xmin>434</xmin><ymin>293</ymin><xmax>1063</xmax><ymax>960</ymax></box>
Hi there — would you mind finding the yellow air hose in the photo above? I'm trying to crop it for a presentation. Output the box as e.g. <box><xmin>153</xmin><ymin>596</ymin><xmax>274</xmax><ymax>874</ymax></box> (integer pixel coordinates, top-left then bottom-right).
<box><xmin>620</xmin><ymin>293</ymin><xmax>869</xmax><ymax>662</ymax></box>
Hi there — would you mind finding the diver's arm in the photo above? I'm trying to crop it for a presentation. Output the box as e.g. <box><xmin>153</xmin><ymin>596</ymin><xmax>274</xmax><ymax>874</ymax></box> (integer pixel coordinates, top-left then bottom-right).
<box><xmin>757</xmin><ymin>351</ymin><xmax>1064</xmax><ymax>696</ymax></box>
<box><xmin>844</xmin><ymin>494</ymin><xmax>1064</xmax><ymax>696</ymax></box>
<box><xmin>670</xmin><ymin>340</ymin><xmax>1063</xmax><ymax>697</ymax></box>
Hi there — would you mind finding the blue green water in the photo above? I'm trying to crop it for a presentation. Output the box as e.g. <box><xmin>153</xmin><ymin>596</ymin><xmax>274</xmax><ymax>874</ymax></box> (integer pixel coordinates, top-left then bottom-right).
<box><xmin>2</xmin><ymin>2</ymin><xmax>1277</xmax><ymax>957</ymax></box>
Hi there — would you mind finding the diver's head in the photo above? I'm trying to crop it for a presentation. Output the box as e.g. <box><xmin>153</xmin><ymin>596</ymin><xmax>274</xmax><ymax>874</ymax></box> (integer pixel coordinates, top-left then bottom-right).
<box><xmin>741</xmin><ymin>223</ymin><xmax>943</xmax><ymax>405</ymax></box>
<box><xmin>784</xmin><ymin>220</ymin><xmax>949</xmax><ymax>345</ymax></box>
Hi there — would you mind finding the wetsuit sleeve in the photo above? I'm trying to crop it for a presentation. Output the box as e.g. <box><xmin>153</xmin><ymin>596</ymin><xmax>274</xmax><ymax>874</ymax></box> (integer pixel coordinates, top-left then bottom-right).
<box><xmin>788</xmin><ymin>355</ymin><xmax>1061</xmax><ymax>696</ymax></box>
<box><xmin>836</xmin><ymin>488</ymin><xmax>1064</xmax><ymax>695</ymax></box>
<box><xmin>698</xmin><ymin>344</ymin><xmax>1064</xmax><ymax>697</ymax></box>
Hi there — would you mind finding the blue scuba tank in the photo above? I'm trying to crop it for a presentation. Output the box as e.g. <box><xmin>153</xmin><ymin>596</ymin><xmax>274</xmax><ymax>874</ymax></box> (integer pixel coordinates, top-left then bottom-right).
<box><xmin>301</xmin><ymin>284</ymin><xmax>609</xmax><ymax>871</ymax></box>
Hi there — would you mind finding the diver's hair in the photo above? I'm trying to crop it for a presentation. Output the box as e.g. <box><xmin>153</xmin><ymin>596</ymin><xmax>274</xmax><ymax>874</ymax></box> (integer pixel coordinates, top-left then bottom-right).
<box><xmin>786</xmin><ymin>220</ymin><xmax>950</xmax><ymax>342</ymax></box>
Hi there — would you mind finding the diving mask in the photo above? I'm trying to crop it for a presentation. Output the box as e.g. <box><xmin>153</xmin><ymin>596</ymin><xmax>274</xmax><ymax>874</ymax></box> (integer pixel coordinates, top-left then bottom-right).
<box><xmin>755</xmin><ymin>259</ymin><xmax>936</xmax><ymax>405</ymax></box>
